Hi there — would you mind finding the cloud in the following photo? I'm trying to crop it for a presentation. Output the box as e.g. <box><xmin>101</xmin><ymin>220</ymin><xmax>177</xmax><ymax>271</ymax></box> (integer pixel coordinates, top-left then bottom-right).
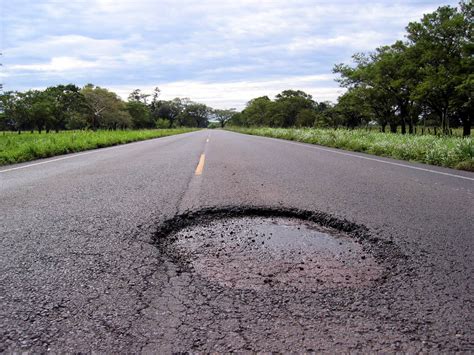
<box><xmin>2</xmin><ymin>0</ymin><xmax>460</xmax><ymax>107</ymax></box>
<box><xmin>6</xmin><ymin>35</ymin><xmax>124</xmax><ymax>58</ymax></box>
<box><xmin>9</xmin><ymin>57</ymin><xmax>107</xmax><ymax>73</ymax></box>
<box><xmin>3</xmin><ymin>34</ymin><xmax>154</xmax><ymax>78</ymax></box>
<box><xmin>286</xmin><ymin>32</ymin><xmax>392</xmax><ymax>53</ymax></box>
<box><xmin>110</xmin><ymin>74</ymin><xmax>342</xmax><ymax>109</ymax></box>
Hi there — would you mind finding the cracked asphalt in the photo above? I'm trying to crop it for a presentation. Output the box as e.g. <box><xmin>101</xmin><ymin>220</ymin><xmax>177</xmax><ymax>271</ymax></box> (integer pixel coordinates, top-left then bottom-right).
<box><xmin>1</xmin><ymin>129</ymin><xmax>473</xmax><ymax>353</ymax></box>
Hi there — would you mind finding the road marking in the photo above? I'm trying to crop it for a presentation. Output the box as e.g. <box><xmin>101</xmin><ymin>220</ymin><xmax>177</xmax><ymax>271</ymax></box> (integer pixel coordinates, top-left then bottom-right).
<box><xmin>206</xmin><ymin>138</ymin><xmax>209</xmax><ymax>142</ymax></box>
<box><xmin>0</xmin><ymin>131</ymin><xmax>199</xmax><ymax>174</ymax></box>
<box><xmin>238</xmin><ymin>133</ymin><xmax>474</xmax><ymax>182</ymax></box>
<box><xmin>0</xmin><ymin>151</ymin><xmax>98</xmax><ymax>173</ymax></box>
<box><xmin>195</xmin><ymin>154</ymin><xmax>206</xmax><ymax>176</ymax></box>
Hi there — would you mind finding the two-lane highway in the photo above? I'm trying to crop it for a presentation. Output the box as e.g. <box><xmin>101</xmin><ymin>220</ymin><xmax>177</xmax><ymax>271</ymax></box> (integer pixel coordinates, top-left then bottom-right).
<box><xmin>1</xmin><ymin>130</ymin><xmax>473</xmax><ymax>352</ymax></box>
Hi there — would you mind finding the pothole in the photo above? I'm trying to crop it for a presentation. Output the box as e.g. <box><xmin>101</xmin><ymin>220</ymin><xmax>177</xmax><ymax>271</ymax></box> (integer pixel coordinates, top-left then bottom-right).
<box><xmin>154</xmin><ymin>207</ymin><xmax>398</xmax><ymax>291</ymax></box>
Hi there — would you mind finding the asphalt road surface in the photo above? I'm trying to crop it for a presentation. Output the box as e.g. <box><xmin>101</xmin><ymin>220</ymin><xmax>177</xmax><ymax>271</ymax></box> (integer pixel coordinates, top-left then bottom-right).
<box><xmin>1</xmin><ymin>130</ymin><xmax>473</xmax><ymax>353</ymax></box>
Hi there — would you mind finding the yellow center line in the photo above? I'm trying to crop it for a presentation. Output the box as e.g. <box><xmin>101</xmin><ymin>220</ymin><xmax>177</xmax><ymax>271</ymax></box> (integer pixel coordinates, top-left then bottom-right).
<box><xmin>195</xmin><ymin>154</ymin><xmax>206</xmax><ymax>175</ymax></box>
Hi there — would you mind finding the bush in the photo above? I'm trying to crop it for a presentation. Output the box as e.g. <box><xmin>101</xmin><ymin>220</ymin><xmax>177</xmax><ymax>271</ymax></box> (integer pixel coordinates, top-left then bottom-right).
<box><xmin>155</xmin><ymin>118</ymin><xmax>171</xmax><ymax>129</ymax></box>
<box><xmin>66</xmin><ymin>112</ymin><xmax>88</xmax><ymax>130</ymax></box>
<box><xmin>207</xmin><ymin>122</ymin><xmax>220</xmax><ymax>129</ymax></box>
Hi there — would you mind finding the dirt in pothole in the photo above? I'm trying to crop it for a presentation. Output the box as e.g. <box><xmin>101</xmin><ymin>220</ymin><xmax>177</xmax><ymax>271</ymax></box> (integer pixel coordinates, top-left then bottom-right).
<box><xmin>172</xmin><ymin>216</ymin><xmax>383</xmax><ymax>290</ymax></box>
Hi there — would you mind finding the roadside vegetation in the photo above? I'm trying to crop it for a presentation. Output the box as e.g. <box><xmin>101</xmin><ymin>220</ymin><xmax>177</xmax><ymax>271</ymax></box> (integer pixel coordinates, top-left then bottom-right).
<box><xmin>226</xmin><ymin>3</ymin><xmax>473</xmax><ymax>171</ymax></box>
<box><xmin>0</xmin><ymin>85</ymin><xmax>228</xmax><ymax>133</ymax></box>
<box><xmin>0</xmin><ymin>84</ymin><xmax>227</xmax><ymax>165</ymax></box>
<box><xmin>0</xmin><ymin>129</ymin><xmax>196</xmax><ymax>166</ymax></box>
<box><xmin>0</xmin><ymin>2</ymin><xmax>471</xmax><ymax>170</ymax></box>
<box><xmin>229</xmin><ymin>3</ymin><xmax>472</xmax><ymax>137</ymax></box>
<box><xmin>226</xmin><ymin>127</ymin><xmax>473</xmax><ymax>171</ymax></box>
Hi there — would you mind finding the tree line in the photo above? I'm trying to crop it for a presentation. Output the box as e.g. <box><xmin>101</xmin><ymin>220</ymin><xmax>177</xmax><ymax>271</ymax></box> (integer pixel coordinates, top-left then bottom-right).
<box><xmin>0</xmin><ymin>2</ymin><xmax>471</xmax><ymax>136</ymax></box>
<box><xmin>0</xmin><ymin>84</ymin><xmax>236</xmax><ymax>133</ymax></box>
<box><xmin>230</xmin><ymin>2</ymin><xmax>472</xmax><ymax>136</ymax></box>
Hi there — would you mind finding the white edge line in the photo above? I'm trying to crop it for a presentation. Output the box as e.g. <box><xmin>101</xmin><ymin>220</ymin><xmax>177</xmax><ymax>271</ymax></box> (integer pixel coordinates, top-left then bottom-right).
<box><xmin>233</xmin><ymin>131</ymin><xmax>474</xmax><ymax>182</ymax></box>
<box><xmin>0</xmin><ymin>151</ymin><xmax>97</xmax><ymax>173</ymax></box>
<box><xmin>0</xmin><ymin>131</ymin><xmax>199</xmax><ymax>174</ymax></box>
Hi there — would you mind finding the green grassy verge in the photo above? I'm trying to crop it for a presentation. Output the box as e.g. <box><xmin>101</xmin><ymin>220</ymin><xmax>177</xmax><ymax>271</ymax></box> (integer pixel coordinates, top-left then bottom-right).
<box><xmin>226</xmin><ymin>127</ymin><xmax>474</xmax><ymax>172</ymax></box>
<box><xmin>0</xmin><ymin>129</ymin><xmax>198</xmax><ymax>166</ymax></box>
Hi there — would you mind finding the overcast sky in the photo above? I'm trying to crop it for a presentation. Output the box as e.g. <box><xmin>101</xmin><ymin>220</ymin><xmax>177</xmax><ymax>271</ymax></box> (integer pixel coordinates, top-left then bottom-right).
<box><xmin>1</xmin><ymin>0</ymin><xmax>458</xmax><ymax>109</ymax></box>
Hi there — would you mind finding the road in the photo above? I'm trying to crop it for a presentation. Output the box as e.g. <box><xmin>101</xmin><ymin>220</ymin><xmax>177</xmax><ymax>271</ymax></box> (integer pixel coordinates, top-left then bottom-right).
<box><xmin>1</xmin><ymin>129</ymin><xmax>473</xmax><ymax>352</ymax></box>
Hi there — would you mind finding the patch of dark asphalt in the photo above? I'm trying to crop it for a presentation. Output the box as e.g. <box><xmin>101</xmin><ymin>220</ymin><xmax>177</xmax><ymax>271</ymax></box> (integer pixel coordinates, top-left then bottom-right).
<box><xmin>145</xmin><ymin>206</ymin><xmax>427</xmax><ymax>352</ymax></box>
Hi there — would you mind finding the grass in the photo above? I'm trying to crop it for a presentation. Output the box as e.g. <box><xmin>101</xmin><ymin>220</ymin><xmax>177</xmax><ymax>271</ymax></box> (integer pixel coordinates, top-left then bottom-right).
<box><xmin>362</xmin><ymin>126</ymin><xmax>472</xmax><ymax>137</ymax></box>
<box><xmin>226</xmin><ymin>127</ymin><xmax>474</xmax><ymax>172</ymax></box>
<box><xmin>0</xmin><ymin>128</ymin><xmax>198</xmax><ymax>166</ymax></box>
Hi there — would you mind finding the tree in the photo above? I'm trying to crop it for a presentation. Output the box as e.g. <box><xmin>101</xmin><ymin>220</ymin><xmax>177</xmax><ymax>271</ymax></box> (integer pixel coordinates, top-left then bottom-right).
<box><xmin>313</xmin><ymin>102</ymin><xmax>335</xmax><ymax>128</ymax></box>
<box><xmin>153</xmin><ymin>98</ymin><xmax>184</xmax><ymax>128</ymax></box>
<box><xmin>275</xmin><ymin>89</ymin><xmax>313</xmax><ymax>101</ymax></box>
<box><xmin>332</xmin><ymin>2</ymin><xmax>472</xmax><ymax>135</ymax></box>
<box><xmin>227</xmin><ymin>112</ymin><xmax>246</xmax><ymax>126</ymax></box>
<box><xmin>295</xmin><ymin>109</ymin><xmax>318</xmax><ymax>127</ymax></box>
<box><xmin>29</xmin><ymin>91</ymin><xmax>54</xmax><ymax>133</ymax></box>
<box><xmin>128</xmin><ymin>89</ymin><xmax>150</xmax><ymax>105</ymax></box>
<box><xmin>407</xmin><ymin>3</ymin><xmax>472</xmax><ymax>135</ymax></box>
<box><xmin>0</xmin><ymin>91</ymin><xmax>25</xmax><ymax>133</ymax></box>
<box><xmin>66</xmin><ymin>112</ymin><xmax>89</xmax><ymax>130</ymax></box>
<box><xmin>240</xmin><ymin>96</ymin><xmax>272</xmax><ymax>126</ymax></box>
<box><xmin>10</xmin><ymin>91</ymin><xmax>36</xmax><ymax>133</ymax></box>
<box><xmin>102</xmin><ymin>110</ymin><xmax>132</xmax><ymax>129</ymax></box>
<box><xmin>274</xmin><ymin>90</ymin><xmax>315</xmax><ymax>127</ymax></box>
<box><xmin>81</xmin><ymin>84</ymin><xmax>128</xmax><ymax>129</ymax></box>
<box><xmin>333</xmin><ymin>88</ymin><xmax>373</xmax><ymax>129</ymax></box>
<box><xmin>126</xmin><ymin>101</ymin><xmax>153</xmax><ymax>128</ymax></box>
<box><xmin>334</xmin><ymin>43</ymin><xmax>419</xmax><ymax>134</ymax></box>
<box><xmin>155</xmin><ymin>118</ymin><xmax>171</xmax><ymax>129</ymax></box>
<box><xmin>457</xmin><ymin>1</ymin><xmax>473</xmax><ymax>135</ymax></box>
<box><xmin>177</xmin><ymin>102</ymin><xmax>209</xmax><ymax>127</ymax></box>
<box><xmin>263</xmin><ymin>101</ymin><xmax>286</xmax><ymax>127</ymax></box>
<box><xmin>453</xmin><ymin>70</ymin><xmax>473</xmax><ymax>136</ymax></box>
<box><xmin>149</xmin><ymin>87</ymin><xmax>161</xmax><ymax>112</ymax></box>
<box><xmin>44</xmin><ymin>84</ymin><xmax>85</xmax><ymax>132</ymax></box>
<box><xmin>213</xmin><ymin>108</ymin><xmax>236</xmax><ymax>128</ymax></box>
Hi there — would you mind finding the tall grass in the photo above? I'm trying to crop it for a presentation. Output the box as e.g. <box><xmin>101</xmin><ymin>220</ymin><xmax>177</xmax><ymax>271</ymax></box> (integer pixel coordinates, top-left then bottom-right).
<box><xmin>227</xmin><ymin>127</ymin><xmax>474</xmax><ymax>171</ymax></box>
<box><xmin>0</xmin><ymin>129</ymin><xmax>198</xmax><ymax>166</ymax></box>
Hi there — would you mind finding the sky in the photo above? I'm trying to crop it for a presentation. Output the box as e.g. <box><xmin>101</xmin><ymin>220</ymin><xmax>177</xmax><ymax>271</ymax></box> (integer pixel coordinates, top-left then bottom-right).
<box><xmin>0</xmin><ymin>0</ymin><xmax>459</xmax><ymax>109</ymax></box>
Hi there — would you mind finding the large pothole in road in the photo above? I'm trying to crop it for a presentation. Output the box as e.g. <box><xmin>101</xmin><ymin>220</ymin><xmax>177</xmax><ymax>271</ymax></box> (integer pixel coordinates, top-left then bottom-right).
<box><xmin>147</xmin><ymin>208</ymin><xmax>409</xmax><ymax>352</ymax></box>
<box><xmin>155</xmin><ymin>207</ymin><xmax>388</xmax><ymax>291</ymax></box>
